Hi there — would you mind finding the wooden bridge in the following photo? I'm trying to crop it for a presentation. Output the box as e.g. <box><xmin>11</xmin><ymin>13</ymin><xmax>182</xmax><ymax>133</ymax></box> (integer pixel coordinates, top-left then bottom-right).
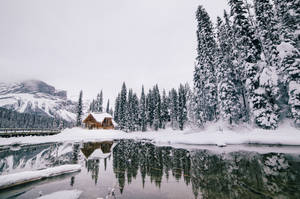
<box><xmin>0</xmin><ymin>128</ymin><xmax>61</xmax><ymax>138</ymax></box>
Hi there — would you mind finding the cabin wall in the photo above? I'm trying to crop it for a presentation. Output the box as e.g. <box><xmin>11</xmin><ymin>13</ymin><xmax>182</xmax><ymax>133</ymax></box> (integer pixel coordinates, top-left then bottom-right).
<box><xmin>102</xmin><ymin>118</ymin><xmax>114</xmax><ymax>129</ymax></box>
<box><xmin>85</xmin><ymin>121</ymin><xmax>102</xmax><ymax>129</ymax></box>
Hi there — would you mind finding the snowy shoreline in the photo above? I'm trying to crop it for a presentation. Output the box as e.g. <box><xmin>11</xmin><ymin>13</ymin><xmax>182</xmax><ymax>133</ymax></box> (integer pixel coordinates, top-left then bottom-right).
<box><xmin>0</xmin><ymin>126</ymin><xmax>299</xmax><ymax>148</ymax></box>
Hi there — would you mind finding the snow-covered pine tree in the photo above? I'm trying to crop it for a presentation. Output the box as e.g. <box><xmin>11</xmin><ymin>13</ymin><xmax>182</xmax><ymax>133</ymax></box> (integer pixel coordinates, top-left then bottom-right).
<box><xmin>109</xmin><ymin>108</ymin><xmax>114</xmax><ymax>116</ymax></box>
<box><xmin>76</xmin><ymin>90</ymin><xmax>83</xmax><ymax>127</ymax></box>
<box><xmin>193</xmin><ymin>65</ymin><xmax>204</xmax><ymax>127</ymax></box>
<box><xmin>132</xmin><ymin>93</ymin><xmax>140</xmax><ymax>131</ymax></box>
<box><xmin>216</xmin><ymin>16</ymin><xmax>242</xmax><ymax>125</ymax></box>
<box><xmin>254</xmin><ymin>0</ymin><xmax>280</xmax><ymax>68</ymax></box>
<box><xmin>153</xmin><ymin>85</ymin><xmax>161</xmax><ymax>131</ymax></box>
<box><xmin>139</xmin><ymin>86</ymin><xmax>147</xmax><ymax>131</ymax></box>
<box><xmin>185</xmin><ymin>83</ymin><xmax>196</xmax><ymax>127</ymax></box>
<box><xmin>146</xmin><ymin>89</ymin><xmax>155</xmax><ymax>128</ymax></box>
<box><xmin>178</xmin><ymin>84</ymin><xmax>187</xmax><ymax>130</ymax></box>
<box><xmin>126</xmin><ymin>89</ymin><xmax>140</xmax><ymax>131</ymax></box>
<box><xmin>194</xmin><ymin>5</ymin><xmax>218</xmax><ymax>126</ymax></box>
<box><xmin>106</xmin><ymin>100</ymin><xmax>110</xmax><ymax>113</ymax></box>
<box><xmin>94</xmin><ymin>94</ymin><xmax>99</xmax><ymax>112</ymax></box>
<box><xmin>169</xmin><ymin>88</ymin><xmax>178</xmax><ymax>129</ymax></box>
<box><xmin>119</xmin><ymin>83</ymin><xmax>127</xmax><ymax>130</ymax></box>
<box><xmin>161</xmin><ymin>89</ymin><xmax>169</xmax><ymax>129</ymax></box>
<box><xmin>114</xmin><ymin>93</ymin><xmax>120</xmax><ymax>123</ymax></box>
<box><xmin>253</xmin><ymin>0</ymin><xmax>280</xmax><ymax>129</ymax></box>
<box><xmin>89</xmin><ymin>99</ymin><xmax>95</xmax><ymax>112</ymax></box>
<box><xmin>273</xmin><ymin>0</ymin><xmax>300</xmax><ymax>126</ymax></box>
<box><xmin>96</xmin><ymin>90</ymin><xmax>103</xmax><ymax>112</ymax></box>
<box><xmin>126</xmin><ymin>89</ymin><xmax>134</xmax><ymax>131</ymax></box>
<box><xmin>229</xmin><ymin>0</ymin><xmax>268</xmax><ymax>127</ymax></box>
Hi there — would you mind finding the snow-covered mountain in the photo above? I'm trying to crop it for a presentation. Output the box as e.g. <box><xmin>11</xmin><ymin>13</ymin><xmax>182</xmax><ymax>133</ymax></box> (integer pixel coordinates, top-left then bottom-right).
<box><xmin>0</xmin><ymin>80</ymin><xmax>77</xmax><ymax>122</ymax></box>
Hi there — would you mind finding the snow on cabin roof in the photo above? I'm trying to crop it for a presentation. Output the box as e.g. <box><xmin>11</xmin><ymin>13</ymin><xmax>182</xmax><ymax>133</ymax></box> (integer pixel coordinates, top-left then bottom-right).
<box><xmin>89</xmin><ymin>112</ymin><xmax>113</xmax><ymax>122</ymax></box>
<box><xmin>83</xmin><ymin>112</ymin><xmax>118</xmax><ymax>126</ymax></box>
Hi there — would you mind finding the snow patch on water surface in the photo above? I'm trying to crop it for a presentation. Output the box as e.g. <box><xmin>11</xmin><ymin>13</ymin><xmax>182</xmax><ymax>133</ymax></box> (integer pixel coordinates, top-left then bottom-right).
<box><xmin>36</xmin><ymin>190</ymin><xmax>82</xmax><ymax>199</ymax></box>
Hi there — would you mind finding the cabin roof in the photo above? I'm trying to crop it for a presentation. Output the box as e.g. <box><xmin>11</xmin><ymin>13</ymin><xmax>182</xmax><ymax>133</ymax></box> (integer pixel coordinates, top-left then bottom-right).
<box><xmin>90</xmin><ymin>112</ymin><xmax>113</xmax><ymax>123</ymax></box>
<box><xmin>84</xmin><ymin>112</ymin><xmax>118</xmax><ymax>126</ymax></box>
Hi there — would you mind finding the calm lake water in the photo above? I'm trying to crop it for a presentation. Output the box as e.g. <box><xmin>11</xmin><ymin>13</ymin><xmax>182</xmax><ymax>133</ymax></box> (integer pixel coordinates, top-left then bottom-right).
<box><xmin>0</xmin><ymin>140</ymin><xmax>300</xmax><ymax>199</ymax></box>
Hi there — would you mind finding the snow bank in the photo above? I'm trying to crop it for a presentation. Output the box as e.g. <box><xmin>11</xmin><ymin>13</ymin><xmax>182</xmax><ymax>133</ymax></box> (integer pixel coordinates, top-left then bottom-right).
<box><xmin>0</xmin><ymin>125</ymin><xmax>299</xmax><ymax>147</ymax></box>
<box><xmin>37</xmin><ymin>190</ymin><xmax>82</xmax><ymax>199</ymax></box>
<box><xmin>0</xmin><ymin>164</ymin><xmax>81</xmax><ymax>189</ymax></box>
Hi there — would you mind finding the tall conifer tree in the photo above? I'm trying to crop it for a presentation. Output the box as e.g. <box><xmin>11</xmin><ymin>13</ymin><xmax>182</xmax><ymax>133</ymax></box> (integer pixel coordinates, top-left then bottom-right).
<box><xmin>114</xmin><ymin>94</ymin><xmax>120</xmax><ymax>123</ymax></box>
<box><xmin>139</xmin><ymin>86</ymin><xmax>147</xmax><ymax>131</ymax></box>
<box><xmin>229</xmin><ymin>0</ymin><xmax>264</xmax><ymax>126</ymax></box>
<box><xmin>106</xmin><ymin>100</ymin><xmax>110</xmax><ymax>113</ymax></box>
<box><xmin>119</xmin><ymin>83</ymin><xmax>127</xmax><ymax>130</ymax></box>
<box><xmin>161</xmin><ymin>89</ymin><xmax>169</xmax><ymax>129</ymax></box>
<box><xmin>153</xmin><ymin>85</ymin><xmax>161</xmax><ymax>131</ymax></box>
<box><xmin>146</xmin><ymin>89</ymin><xmax>155</xmax><ymax>128</ymax></box>
<box><xmin>216</xmin><ymin>16</ymin><xmax>242</xmax><ymax>125</ymax></box>
<box><xmin>178</xmin><ymin>84</ymin><xmax>187</xmax><ymax>130</ymax></box>
<box><xmin>76</xmin><ymin>90</ymin><xmax>83</xmax><ymax>127</ymax></box>
<box><xmin>194</xmin><ymin>6</ymin><xmax>218</xmax><ymax>126</ymax></box>
<box><xmin>169</xmin><ymin>88</ymin><xmax>178</xmax><ymax>129</ymax></box>
<box><xmin>253</xmin><ymin>0</ymin><xmax>280</xmax><ymax>129</ymax></box>
<box><xmin>273</xmin><ymin>0</ymin><xmax>300</xmax><ymax>126</ymax></box>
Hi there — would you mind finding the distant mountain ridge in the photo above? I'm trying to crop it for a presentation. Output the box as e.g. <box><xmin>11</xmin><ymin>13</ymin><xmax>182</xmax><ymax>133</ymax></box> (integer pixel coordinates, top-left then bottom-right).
<box><xmin>0</xmin><ymin>80</ymin><xmax>67</xmax><ymax>98</ymax></box>
<box><xmin>0</xmin><ymin>80</ymin><xmax>77</xmax><ymax>122</ymax></box>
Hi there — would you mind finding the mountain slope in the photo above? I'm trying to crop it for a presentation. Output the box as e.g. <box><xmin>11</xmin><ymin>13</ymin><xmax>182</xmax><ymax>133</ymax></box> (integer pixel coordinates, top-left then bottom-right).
<box><xmin>0</xmin><ymin>80</ymin><xmax>76</xmax><ymax>122</ymax></box>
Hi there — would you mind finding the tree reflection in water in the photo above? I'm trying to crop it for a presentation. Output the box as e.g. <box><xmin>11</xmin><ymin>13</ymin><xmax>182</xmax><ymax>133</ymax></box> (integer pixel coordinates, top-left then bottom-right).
<box><xmin>113</xmin><ymin>140</ymin><xmax>300</xmax><ymax>199</ymax></box>
<box><xmin>81</xmin><ymin>141</ymin><xmax>113</xmax><ymax>185</ymax></box>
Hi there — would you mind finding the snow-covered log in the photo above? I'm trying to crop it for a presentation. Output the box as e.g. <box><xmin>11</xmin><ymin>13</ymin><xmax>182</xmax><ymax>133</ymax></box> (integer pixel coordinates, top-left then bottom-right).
<box><xmin>0</xmin><ymin>164</ymin><xmax>81</xmax><ymax>190</ymax></box>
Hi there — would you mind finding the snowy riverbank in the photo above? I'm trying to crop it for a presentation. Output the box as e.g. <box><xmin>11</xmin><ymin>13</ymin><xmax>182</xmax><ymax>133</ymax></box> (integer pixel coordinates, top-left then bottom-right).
<box><xmin>0</xmin><ymin>124</ymin><xmax>299</xmax><ymax>147</ymax></box>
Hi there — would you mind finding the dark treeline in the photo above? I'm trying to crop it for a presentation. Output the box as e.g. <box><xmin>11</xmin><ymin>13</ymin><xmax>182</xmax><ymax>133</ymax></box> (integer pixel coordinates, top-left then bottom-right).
<box><xmin>0</xmin><ymin>107</ymin><xmax>73</xmax><ymax>129</ymax></box>
<box><xmin>113</xmin><ymin>82</ymin><xmax>193</xmax><ymax>132</ymax></box>
<box><xmin>193</xmin><ymin>0</ymin><xmax>299</xmax><ymax>129</ymax></box>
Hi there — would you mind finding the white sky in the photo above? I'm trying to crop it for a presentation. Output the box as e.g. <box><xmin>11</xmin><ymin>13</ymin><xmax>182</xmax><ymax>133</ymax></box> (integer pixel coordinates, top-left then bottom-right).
<box><xmin>0</xmin><ymin>0</ymin><xmax>229</xmax><ymax>104</ymax></box>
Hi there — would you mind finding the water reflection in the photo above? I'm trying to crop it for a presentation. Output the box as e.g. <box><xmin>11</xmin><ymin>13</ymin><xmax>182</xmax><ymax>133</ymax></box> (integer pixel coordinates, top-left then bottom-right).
<box><xmin>0</xmin><ymin>140</ymin><xmax>300</xmax><ymax>199</ymax></box>
<box><xmin>0</xmin><ymin>143</ymin><xmax>74</xmax><ymax>175</ymax></box>
<box><xmin>80</xmin><ymin>141</ymin><xmax>113</xmax><ymax>185</ymax></box>
<box><xmin>113</xmin><ymin>140</ymin><xmax>300</xmax><ymax>199</ymax></box>
<box><xmin>80</xmin><ymin>141</ymin><xmax>113</xmax><ymax>160</ymax></box>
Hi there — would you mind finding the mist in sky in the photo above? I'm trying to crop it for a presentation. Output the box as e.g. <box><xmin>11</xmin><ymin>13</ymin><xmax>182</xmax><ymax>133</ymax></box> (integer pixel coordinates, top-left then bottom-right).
<box><xmin>0</xmin><ymin>0</ymin><xmax>229</xmax><ymax>102</ymax></box>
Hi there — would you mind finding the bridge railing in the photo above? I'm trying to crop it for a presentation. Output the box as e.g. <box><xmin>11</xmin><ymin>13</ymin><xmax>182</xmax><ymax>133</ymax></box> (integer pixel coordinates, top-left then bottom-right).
<box><xmin>0</xmin><ymin>128</ymin><xmax>61</xmax><ymax>133</ymax></box>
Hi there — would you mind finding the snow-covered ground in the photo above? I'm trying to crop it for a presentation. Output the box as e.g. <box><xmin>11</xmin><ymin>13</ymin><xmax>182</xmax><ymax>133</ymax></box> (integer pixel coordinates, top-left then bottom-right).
<box><xmin>0</xmin><ymin>164</ymin><xmax>81</xmax><ymax>189</ymax></box>
<box><xmin>0</xmin><ymin>124</ymin><xmax>299</xmax><ymax>147</ymax></box>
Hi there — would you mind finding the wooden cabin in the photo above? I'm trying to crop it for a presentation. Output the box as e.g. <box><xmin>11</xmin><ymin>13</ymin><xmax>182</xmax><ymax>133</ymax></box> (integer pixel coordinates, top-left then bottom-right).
<box><xmin>83</xmin><ymin>112</ymin><xmax>115</xmax><ymax>130</ymax></box>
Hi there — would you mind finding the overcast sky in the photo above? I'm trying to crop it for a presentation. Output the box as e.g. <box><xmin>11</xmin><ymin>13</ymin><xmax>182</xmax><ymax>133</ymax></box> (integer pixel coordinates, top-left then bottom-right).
<box><xmin>0</xmin><ymin>0</ymin><xmax>229</xmax><ymax>104</ymax></box>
